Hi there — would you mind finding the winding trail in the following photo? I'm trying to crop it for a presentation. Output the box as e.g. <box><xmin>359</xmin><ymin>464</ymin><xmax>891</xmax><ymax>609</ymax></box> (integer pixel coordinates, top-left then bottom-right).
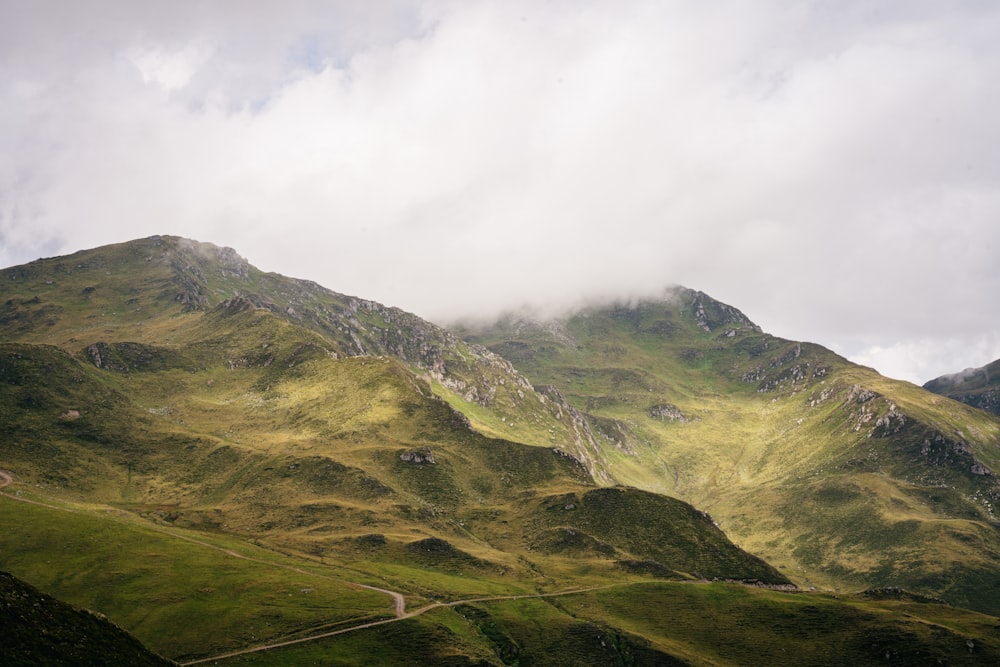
<box><xmin>1</xmin><ymin>469</ymin><xmax>555</xmax><ymax>663</ymax></box>
<box><xmin>180</xmin><ymin>585</ymin><xmax>619</xmax><ymax>666</ymax></box>
<box><xmin>0</xmin><ymin>469</ymin><xmax>78</xmax><ymax>512</ymax></box>
<box><xmin>0</xmin><ymin>469</ymin><xmax>650</xmax><ymax>665</ymax></box>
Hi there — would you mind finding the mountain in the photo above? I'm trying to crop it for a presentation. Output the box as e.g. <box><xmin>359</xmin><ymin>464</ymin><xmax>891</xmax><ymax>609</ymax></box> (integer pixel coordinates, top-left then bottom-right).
<box><xmin>1</xmin><ymin>570</ymin><xmax>174</xmax><ymax>666</ymax></box>
<box><xmin>459</xmin><ymin>290</ymin><xmax>1000</xmax><ymax>615</ymax></box>
<box><xmin>2</xmin><ymin>236</ymin><xmax>1000</xmax><ymax>664</ymax></box>
<box><xmin>1</xmin><ymin>236</ymin><xmax>786</xmax><ymax>663</ymax></box>
<box><xmin>925</xmin><ymin>359</ymin><xmax>1000</xmax><ymax>417</ymax></box>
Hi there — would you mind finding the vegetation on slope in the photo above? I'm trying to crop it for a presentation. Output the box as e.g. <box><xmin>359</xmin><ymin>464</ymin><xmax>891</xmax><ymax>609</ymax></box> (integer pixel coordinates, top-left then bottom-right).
<box><xmin>460</xmin><ymin>290</ymin><xmax>1000</xmax><ymax>615</ymax></box>
<box><xmin>1</xmin><ymin>569</ymin><xmax>175</xmax><ymax>666</ymax></box>
<box><xmin>0</xmin><ymin>237</ymin><xmax>815</xmax><ymax>662</ymax></box>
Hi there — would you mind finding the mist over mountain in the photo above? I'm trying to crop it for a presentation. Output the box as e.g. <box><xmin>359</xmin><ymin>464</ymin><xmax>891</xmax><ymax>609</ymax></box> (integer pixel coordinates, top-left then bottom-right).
<box><xmin>2</xmin><ymin>236</ymin><xmax>1000</xmax><ymax>664</ymax></box>
<box><xmin>925</xmin><ymin>358</ymin><xmax>1000</xmax><ymax>417</ymax></box>
<box><xmin>4</xmin><ymin>2</ymin><xmax>1000</xmax><ymax>386</ymax></box>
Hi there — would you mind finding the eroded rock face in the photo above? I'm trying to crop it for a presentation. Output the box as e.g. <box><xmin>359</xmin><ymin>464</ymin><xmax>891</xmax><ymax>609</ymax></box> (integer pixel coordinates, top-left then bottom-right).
<box><xmin>399</xmin><ymin>447</ymin><xmax>436</xmax><ymax>465</ymax></box>
<box><xmin>689</xmin><ymin>290</ymin><xmax>760</xmax><ymax>334</ymax></box>
<box><xmin>933</xmin><ymin>388</ymin><xmax>1000</xmax><ymax>417</ymax></box>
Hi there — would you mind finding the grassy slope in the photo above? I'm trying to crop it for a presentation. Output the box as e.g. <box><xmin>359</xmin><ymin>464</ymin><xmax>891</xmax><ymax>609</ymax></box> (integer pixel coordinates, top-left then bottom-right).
<box><xmin>7</xmin><ymin>486</ymin><xmax>996</xmax><ymax>667</ymax></box>
<box><xmin>1</xmin><ymin>569</ymin><xmax>175</xmax><ymax>667</ymax></box>
<box><xmin>0</xmin><ymin>496</ymin><xmax>394</xmax><ymax>661</ymax></box>
<box><xmin>1</xmin><ymin>238</ymin><xmax>818</xmax><ymax>662</ymax></box>
<box><xmin>460</xmin><ymin>291</ymin><xmax>1000</xmax><ymax>615</ymax></box>
<box><xmin>0</xmin><ymin>235</ymin><xmax>579</xmax><ymax>448</ymax></box>
<box><xmin>194</xmin><ymin>583</ymin><xmax>1000</xmax><ymax>667</ymax></box>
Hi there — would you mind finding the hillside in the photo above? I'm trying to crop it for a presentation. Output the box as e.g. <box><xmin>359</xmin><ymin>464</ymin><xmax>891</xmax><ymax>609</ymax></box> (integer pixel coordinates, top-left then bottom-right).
<box><xmin>459</xmin><ymin>290</ymin><xmax>1000</xmax><ymax>615</ymax></box>
<box><xmin>2</xmin><ymin>236</ymin><xmax>999</xmax><ymax>663</ymax></box>
<box><xmin>4</xmin><ymin>492</ymin><xmax>999</xmax><ymax>666</ymax></box>
<box><xmin>925</xmin><ymin>358</ymin><xmax>1000</xmax><ymax>417</ymax></box>
<box><xmin>1</xmin><ymin>569</ymin><xmax>174</xmax><ymax>666</ymax></box>
<box><xmin>1</xmin><ymin>236</ymin><xmax>811</xmax><ymax>664</ymax></box>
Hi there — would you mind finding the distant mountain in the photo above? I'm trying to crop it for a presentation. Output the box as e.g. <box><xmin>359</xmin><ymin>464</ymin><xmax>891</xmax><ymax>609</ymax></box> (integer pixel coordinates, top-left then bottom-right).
<box><xmin>924</xmin><ymin>359</ymin><xmax>1000</xmax><ymax>417</ymax></box>
<box><xmin>1</xmin><ymin>570</ymin><xmax>174</xmax><ymax>666</ymax></box>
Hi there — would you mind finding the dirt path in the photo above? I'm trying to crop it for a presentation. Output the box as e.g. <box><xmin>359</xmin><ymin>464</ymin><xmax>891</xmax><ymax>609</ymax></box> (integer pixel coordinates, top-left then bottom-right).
<box><xmin>355</xmin><ymin>583</ymin><xmax>406</xmax><ymax>617</ymax></box>
<box><xmin>180</xmin><ymin>584</ymin><xmax>620</xmax><ymax>665</ymax></box>
<box><xmin>0</xmin><ymin>470</ymin><xmax>633</xmax><ymax>665</ymax></box>
<box><xmin>0</xmin><ymin>469</ymin><xmax>80</xmax><ymax>512</ymax></box>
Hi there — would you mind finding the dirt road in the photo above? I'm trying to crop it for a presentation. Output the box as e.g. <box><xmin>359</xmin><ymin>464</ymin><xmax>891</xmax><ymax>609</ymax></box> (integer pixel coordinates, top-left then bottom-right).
<box><xmin>179</xmin><ymin>585</ymin><xmax>618</xmax><ymax>665</ymax></box>
<box><xmin>0</xmin><ymin>469</ymin><xmax>622</xmax><ymax>666</ymax></box>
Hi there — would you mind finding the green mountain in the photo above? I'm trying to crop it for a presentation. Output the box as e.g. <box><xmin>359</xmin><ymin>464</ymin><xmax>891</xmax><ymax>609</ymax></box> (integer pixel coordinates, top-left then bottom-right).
<box><xmin>1</xmin><ymin>569</ymin><xmax>175</xmax><ymax>666</ymax></box>
<box><xmin>2</xmin><ymin>236</ymin><xmax>999</xmax><ymax>664</ymax></box>
<box><xmin>925</xmin><ymin>359</ymin><xmax>1000</xmax><ymax>417</ymax></box>
<box><xmin>459</xmin><ymin>290</ymin><xmax>1000</xmax><ymax>615</ymax></box>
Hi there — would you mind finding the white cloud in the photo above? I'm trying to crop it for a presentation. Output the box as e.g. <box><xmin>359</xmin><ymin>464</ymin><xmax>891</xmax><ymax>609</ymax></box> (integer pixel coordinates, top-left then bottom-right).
<box><xmin>129</xmin><ymin>41</ymin><xmax>214</xmax><ymax>92</ymax></box>
<box><xmin>2</xmin><ymin>0</ymin><xmax>999</xmax><ymax>383</ymax></box>
<box><xmin>845</xmin><ymin>334</ymin><xmax>1000</xmax><ymax>386</ymax></box>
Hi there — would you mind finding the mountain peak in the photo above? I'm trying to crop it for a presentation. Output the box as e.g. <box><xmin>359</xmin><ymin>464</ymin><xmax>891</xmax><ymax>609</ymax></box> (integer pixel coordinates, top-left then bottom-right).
<box><xmin>5</xmin><ymin>235</ymin><xmax>1000</xmax><ymax>628</ymax></box>
<box><xmin>683</xmin><ymin>288</ymin><xmax>761</xmax><ymax>334</ymax></box>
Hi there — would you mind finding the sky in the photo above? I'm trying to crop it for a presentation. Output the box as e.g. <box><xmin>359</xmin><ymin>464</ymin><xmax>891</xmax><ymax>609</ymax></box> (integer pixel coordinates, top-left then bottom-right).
<box><xmin>2</xmin><ymin>1</ymin><xmax>999</xmax><ymax>384</ymax></box>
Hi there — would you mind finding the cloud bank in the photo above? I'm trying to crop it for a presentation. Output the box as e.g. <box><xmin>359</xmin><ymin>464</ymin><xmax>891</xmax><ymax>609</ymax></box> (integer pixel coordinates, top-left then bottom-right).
<box><xmin>2</xmin><ymin>0</ymin><xmax>999</xmax><ymax>383</ymax></box>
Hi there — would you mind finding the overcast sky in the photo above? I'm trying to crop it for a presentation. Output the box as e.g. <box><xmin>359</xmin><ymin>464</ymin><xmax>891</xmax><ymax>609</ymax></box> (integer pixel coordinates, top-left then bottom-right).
<box><xmin>2</xmin><ymin>1</ymin><xmax>999</xmax><ymax>384</ymax></box>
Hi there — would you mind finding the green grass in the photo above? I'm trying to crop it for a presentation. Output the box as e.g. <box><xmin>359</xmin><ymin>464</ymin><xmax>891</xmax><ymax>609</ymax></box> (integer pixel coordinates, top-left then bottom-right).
<box><xmin>5</xmin><ymin>237</ymin><xmax>1000</xmax><ymax>664</ymax></box>
<box><xmin>461</xmin><ymin>294</ymin><xmax>1000</xmax><ymax>613</ymax></box>
<box><xmin>231</xmin><ymin>582</ymin><xmax>999</xmax><ymax>667</ymax></box>
<box><xmin>561</xmin><ymin>582</ymin><xmax>1000</xmax><ymax>666</ymax></box>
<box><xmin>0</xmin><ymin>497</ymin><xmax>391</xmax><ymax>661</ymax></box>
<box><xmin>1</xmin><ymin>570</ymin><xmax>175</xmax><ymax>666</ymax></box>
<box><xmin>206</xmin><ymin>608</ymin><xmax>498</xmax><ymax>666</ymax></box>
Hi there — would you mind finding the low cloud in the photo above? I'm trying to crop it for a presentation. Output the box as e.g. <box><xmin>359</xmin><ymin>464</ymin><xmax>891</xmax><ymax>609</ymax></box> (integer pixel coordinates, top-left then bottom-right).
<box><xmin>2</xmin><ymin>1</ymin><xmax>999</xmax><ymax>382</ymax></box>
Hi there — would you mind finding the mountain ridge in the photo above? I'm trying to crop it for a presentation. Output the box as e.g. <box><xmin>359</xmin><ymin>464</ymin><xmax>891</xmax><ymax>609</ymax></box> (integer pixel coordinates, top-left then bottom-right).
<box><xmin>458</xmin><ymin>292</ymin><xmax>1000</xmax><ymax>613</ymax></box>
<box><xmin>925</xmin><ymin>358</ymin><xmax>1000</xmax><ymax>417</ymax></box>
<box><xmin>3</xmin><ymin>235</ymin><xmax>1000</xmax><ymax>663</ymax></box>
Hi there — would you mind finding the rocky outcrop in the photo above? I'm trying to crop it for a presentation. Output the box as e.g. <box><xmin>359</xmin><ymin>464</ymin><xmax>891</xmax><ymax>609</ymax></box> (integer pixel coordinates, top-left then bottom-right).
<box><xmin>399</xmin><ymin>447</ymin><xmax>436</xmax><ymax>464</ymax></box>
<box><xmin>689</xmin><ymin>290</ymin><xmax>760</xmax><ymax>334</ymax></box>
<box><xmin>648</xmin><ymin>403</ymin><xmax>689</xmax><ymax>422</ymax></box>
<box><xmin>536</xmin><ymin>385</ymin><xmax>615</xmax><ymax>485</ymax></box>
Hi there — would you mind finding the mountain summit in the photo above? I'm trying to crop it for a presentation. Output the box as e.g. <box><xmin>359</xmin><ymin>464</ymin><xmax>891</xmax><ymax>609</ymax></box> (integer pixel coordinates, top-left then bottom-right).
<box><xmin>460</xmin><ymin>289</ymin><xmax>1000</xmax><ymax>613</ymax></box>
